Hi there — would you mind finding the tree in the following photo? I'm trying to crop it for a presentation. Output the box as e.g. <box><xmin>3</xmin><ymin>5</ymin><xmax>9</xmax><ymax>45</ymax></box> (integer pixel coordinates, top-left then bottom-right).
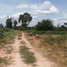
<box><xmin>59</xmin><ymin>25</ymin><xmax>66</xmax><ymax>31</ymax></box>
<box><xmin>18</xmin><ymin>12</ymin><xmax>32</xmax><ymax>27</ymax></box>
<box><xmin>6</xmin><ymin>18</ymin><xmax>12</xmax><ymax>28</ymax></box>
<box><xmin>64</xmin><ymin>22</ymin><xmax>67</xmax><ymax>27</ymax></box>
<box><xmin>35</xmin><ymin>19</ymin><xmax>54</xmax><ymax>31</ymax></box>
<box><xmin>0</xmin><ymin>24</ymin><xmax>3</xmax><ymax>27</ymax></box>
<box><xmin>13</xmin><ymin>20</ymin><xmax>17</xmax><ymax>26</ymax></box>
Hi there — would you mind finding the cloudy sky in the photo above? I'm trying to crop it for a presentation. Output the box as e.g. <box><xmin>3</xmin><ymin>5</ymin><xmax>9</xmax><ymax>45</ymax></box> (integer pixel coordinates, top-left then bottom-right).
<box><xmin>0</xmin><ymin>0</ymin><xmax>67</xmax><ymax>26</ymax></box>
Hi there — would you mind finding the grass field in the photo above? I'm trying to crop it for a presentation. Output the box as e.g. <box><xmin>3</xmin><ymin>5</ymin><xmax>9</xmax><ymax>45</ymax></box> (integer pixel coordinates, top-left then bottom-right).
<box><xmin>25</xmin><ymin>31</ymin><xmax>67</xmax><ymax>67</ymax></box>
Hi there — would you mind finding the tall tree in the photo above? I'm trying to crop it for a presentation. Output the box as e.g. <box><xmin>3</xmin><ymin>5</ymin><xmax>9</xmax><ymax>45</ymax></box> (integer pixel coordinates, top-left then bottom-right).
<box><xmin>18</xmin><ymin>12</ymin><xmax>32</xmax><ymax>27</ymax></box>
<box><xmin>13</xmin><ymin>20</ymin><xmax>17</xmax><ymax>26</ymax></box>
<box><xmin>6</xmin><ymin>18</ymin><xmax>12</xmax><ymax>28</ymax></box>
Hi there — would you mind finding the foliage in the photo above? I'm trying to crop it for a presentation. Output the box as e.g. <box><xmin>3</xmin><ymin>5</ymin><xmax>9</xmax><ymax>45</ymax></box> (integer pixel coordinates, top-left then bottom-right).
<box><xmin>0</xmin><ymin>28</ymin><xmax>17</xmax><ymax>45</ymax></box>
<box><xmin>35</xmin><ymin>19</ymin><xmax>54</xmax><ymax>31</ymax></box>
<box><xmin>64</xmin><ymin>22</ymin><xmax>67</xmax><ymax>26</ymax></box>
<box><xmin>27</xmin><ymin>30</ymin><xmax>67</xmax><ymax>35</ymax></box>
<box><xmin>18</xmin><ymin>12</ymin><xmax>32</xmax><ymax>27</ymax></box>
<box><xmin>59</xmin><ymin>25</ymin><xmax>67</xmax><ymax>31</ymax></box>
<box><xmin>6</xmin><ymin>18</ymin><xmax>12</xmax><ymax>28</ymax></box>
<box><xmin>0</xmin><ymin>24</ymin><xmax>3</xmax><ymax>27</ymax></box>
<box><xmin>13</xmin><ymin>26</ymin><xmax>30</xmax><ymax>30</ymax></box>
<box><xmin>13</xmin><ymin>20</ymin><xmax>17</xmax><ymax>26</ymax></box>
<box><xmin>0</xmin><ymin>28</ymin><xmax>4</xmax><ymax>39</ymax></box>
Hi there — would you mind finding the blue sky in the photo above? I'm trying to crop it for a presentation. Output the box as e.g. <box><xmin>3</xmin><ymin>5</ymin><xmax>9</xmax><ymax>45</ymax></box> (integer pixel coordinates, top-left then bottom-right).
<box><xmin>0</xmin><ymin>0</ymin><xmax>67</xmax><ymax>26</ymax></box>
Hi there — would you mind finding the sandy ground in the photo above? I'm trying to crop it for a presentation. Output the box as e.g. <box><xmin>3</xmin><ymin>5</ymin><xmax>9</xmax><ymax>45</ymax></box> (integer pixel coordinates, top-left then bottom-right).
<box><xmin>0</xmin><ymin>33</ymin><xmax>56</xmax><ymax>67</ymax></box>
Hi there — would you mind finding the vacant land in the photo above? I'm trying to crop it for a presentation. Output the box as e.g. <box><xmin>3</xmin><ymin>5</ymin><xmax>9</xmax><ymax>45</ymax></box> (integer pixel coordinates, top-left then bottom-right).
<box><xmin>25</xmin><ymin>31</ymin><xmax>67</xmax><ymax>67</ymax></box>
<box><xmin>0</xmin><ymin>30</ymin><xmax>56</xmax><ymax>67</ymax></box>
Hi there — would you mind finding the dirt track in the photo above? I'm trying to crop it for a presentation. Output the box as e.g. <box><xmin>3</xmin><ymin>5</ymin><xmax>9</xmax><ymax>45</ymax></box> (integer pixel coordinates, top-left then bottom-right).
<box><xmin>0</xmin><ymin>33</ymin><xmax>56</xmax><ymax>67</ymax></box>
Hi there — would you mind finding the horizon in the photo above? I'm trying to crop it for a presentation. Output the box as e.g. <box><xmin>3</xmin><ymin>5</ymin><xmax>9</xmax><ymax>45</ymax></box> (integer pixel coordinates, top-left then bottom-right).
<box><xmin>0</xmin><ymin>0</ymin><xmax>67</xmax><ymax>27</ymax></box>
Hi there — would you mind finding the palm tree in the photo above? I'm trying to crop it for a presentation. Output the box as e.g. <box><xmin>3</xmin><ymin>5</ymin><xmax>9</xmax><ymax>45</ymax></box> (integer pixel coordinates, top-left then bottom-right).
<box><xmin>18</xmin><ymin>13</ymin><xmax>32</xmax><ymax>27</ymax></box>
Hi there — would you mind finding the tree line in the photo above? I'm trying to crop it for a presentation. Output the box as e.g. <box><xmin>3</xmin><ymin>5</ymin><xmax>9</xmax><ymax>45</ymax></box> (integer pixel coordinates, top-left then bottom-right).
<box><xmin>0</xmin><ymin>12</ymin><xmax>67</xmax><ymax>31</ymax></box>
<box><xmin>4</xmin><ymin>12</ymin><xmax>32</xmax><ymax>28</ymax></box>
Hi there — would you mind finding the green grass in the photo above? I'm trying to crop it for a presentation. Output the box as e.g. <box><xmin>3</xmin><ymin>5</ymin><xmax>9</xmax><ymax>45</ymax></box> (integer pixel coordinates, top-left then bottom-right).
<box><xmin>19</xmin><ymin>46</ymin><xmax>36</xmax><ymax>65</ymax></box>
<box><xmin>44</xmin><ymin>35</ymin><xmax>67</xmax><ymax>45</ymax></box>
<box><xmin>26</xmin><ymin>30</ymin><xmax>67</xmax><ymax>35</ymax></box>
<box><xmin>0</xmin><ymin>29</ymin><xmax>18</xmax><ymax>46</ymax></box>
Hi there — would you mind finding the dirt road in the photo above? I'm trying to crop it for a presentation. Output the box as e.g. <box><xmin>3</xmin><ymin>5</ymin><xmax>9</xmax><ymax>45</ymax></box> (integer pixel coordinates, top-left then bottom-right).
<box><xmin>0</xmin><ymin>33</ymin><xmax>56</xmax><ymax>67</ymax></box>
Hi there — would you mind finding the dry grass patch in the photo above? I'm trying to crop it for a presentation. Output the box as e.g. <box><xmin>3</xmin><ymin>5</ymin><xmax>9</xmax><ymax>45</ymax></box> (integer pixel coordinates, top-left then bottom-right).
<box><xmin>25</xmin><ymin>33</ymin><xmax>67</xmax><ymax>67</ymax></box>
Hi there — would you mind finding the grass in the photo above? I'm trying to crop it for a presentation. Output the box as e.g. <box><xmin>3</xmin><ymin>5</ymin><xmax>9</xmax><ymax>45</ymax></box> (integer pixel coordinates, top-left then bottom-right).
<box><xmin>17</xmin><ymin>31</ymin><xmax>22</xmax><ymax>37</ymax></box>
<box><xmin>26</xmin><ymin>30</ymin><xmax>67</xmax><ymax>35</ymax></box>
<box><xmin>0</xmin><ymin>29</ymin><xmax>18</xmax><ymax>49</ymax></box>
<box><xmin>25</xmin><ymin>32</ymin><xmax>67</xmax><ymax>67</ymax></box>
<box><xmin>19</xmin><ymin>46</ymin><xmax>36</xmax><ymax>65</ymax></box>
<box><xmin>20</xmin><ymin>41</ymin><xmax>26</xmax><ymax>44</ymax></box>
<box><xmin>6</xmin><ymin>48</ymin><xmax>13</xmax><ymax>54</ymax></box>
<box><xmin>2</xmin><ymin>45</ymin><xmax>13</xmax><ymax>54</ymax></box>
<box><xmin>0</xmin><ymin>56</ymin><xmax>12</xmax><ymax>67</ymax></box>
<box><xmin>0</xmin><ymin>30</ymin><xmax>17</xmax><ymax>44</ymax></box>
<box><xmin>18</xmin><ymin>37</ymin><xmax>22</xmax><ymax>40</ymax></box>
<box><xmin>0</xmin><ymin>57</ymin><xmax>9</xmax><ymax>66</ymax></box>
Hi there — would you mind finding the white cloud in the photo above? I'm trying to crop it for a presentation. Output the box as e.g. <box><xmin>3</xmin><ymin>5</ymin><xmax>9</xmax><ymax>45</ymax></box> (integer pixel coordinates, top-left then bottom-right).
<box><xmin>33</xmin><ymin>16</ymin><xmax>37</xmax><ymax>19</ymax></box>
<box><xmin>40</xmin><ymin>1</ymin><xmax>52</xmax><ymax>10</ymax></box>
<box><xmin>16</xmin><ymin>1</ymin><xmax>59</xmax><ymax>14</ymax></box>
<box><xmin>16</xmin><ymin>4</ymin><xmax>29</xmax><ymax>10</ymax></box>
<box><xmin>32</xmin><ymin>19</ymin><xmax>36</xmax><ymax>22</ymax></box>
<box><xmin>30</xmin><ymin>4</ymin><xmax>38</xmax><ymax>10</ymax></box>
<box><xmin>63</xmin><ymin>13</ymin><xmax>67</xmax><ymax>19</ymax></box>
<box><xmin>0</xmin><ymin>15</ymin><xmax>7</xmax><ymax>19</ymax></box>
<box><xmin>0</xmin><ymin>15</ymin><xmax>7</xmax><ymax>26</ymax></box>
<box><xmin>52</xmin><ymin>18</ymin><xmax>58</xmax><ymax>22</ymax></box>
<box><xmin>9</xmin><ymin>12</ymin><xmax>23</xmax><ymax>19</ymax></box>
<box><xmin>30</xmin><ymin>1</ymin><xmax>59</xmax><ymax>14</ymax></box>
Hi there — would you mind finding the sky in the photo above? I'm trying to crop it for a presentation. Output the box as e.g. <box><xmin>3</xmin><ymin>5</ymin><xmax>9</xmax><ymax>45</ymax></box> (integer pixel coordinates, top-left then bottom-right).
<box><xmin>0</xmin><ymin>0</ymin><xmax>67</xmax><ymax>27</ymax></box>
